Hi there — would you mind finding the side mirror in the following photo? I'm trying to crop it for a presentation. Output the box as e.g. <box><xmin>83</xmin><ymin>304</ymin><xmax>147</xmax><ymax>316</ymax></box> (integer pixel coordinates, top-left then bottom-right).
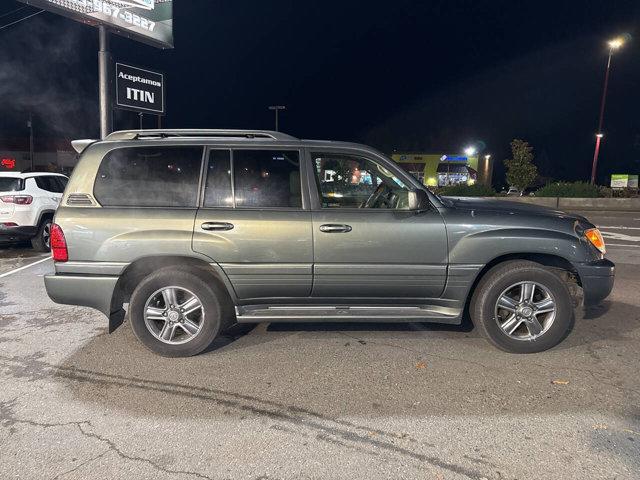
<box><xmin>408</xmin><ymin>189</ymin><xmax>430</xmax><ymax>211</ymax></box>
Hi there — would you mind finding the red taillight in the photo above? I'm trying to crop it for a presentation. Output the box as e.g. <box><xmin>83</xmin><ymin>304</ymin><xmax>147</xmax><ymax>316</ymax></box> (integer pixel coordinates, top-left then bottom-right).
<box><xmin>1</xmin><ymin>195</ymin><xmax>33</xmax><ymax>205</ymax></box>
<box><xmin>50</xmin><ymin>223</ymin><xmax>68</xmax><ymax>262</ymax></box>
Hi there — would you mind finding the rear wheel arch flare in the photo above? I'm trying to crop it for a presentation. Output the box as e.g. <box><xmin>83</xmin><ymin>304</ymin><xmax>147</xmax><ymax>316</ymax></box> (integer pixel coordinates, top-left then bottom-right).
<box><xmin>112</xmin><ymin>255</ymin><xmax>236</xmax><ymax>307</ymax></box>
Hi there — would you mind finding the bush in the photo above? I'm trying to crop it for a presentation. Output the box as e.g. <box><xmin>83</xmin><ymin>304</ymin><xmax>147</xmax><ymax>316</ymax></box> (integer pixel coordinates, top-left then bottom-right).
<box><xmin>436</xmin><ymin>184</ymin><xmax>496</xmax><ymax>197</ymax></box>
<box><xmin>536</xmin><ymin>182</ymin><xmax>599</xmax><ymax>198</ymax></box>
<box><xmin>598</xmin><ymin>187</ymin><xmax>639</xmax><ymax>198</ymax></box>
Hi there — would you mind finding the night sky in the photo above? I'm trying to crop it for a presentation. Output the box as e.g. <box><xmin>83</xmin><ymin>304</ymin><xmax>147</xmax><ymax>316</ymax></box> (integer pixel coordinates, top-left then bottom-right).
<box><xmin>1</xmin><ymin>0</ymin><xmax>639</xmax><ymax>185</ymax></box>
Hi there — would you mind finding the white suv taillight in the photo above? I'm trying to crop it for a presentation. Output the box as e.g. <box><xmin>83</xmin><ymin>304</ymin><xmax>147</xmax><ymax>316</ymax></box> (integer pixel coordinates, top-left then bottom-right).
<box><xmin>50</xmin><ymin>223</ymin><xmax>68</xmax><ymax>262</ymax></box>
<box><xmin>0</xmin><ymin>195</ymin><xmax>33</xmax><ymax>205</ymax></box>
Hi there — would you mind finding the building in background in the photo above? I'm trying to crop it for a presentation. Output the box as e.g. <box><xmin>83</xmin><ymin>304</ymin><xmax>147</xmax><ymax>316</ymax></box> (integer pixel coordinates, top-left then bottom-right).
<box><xmin>391</xmin><ymin>152</ymin><xmax>493</xmax><ymax>188</ymax></box>
<box><xmin>0</xmin><ymin>138</ymin><xmax>76</xmax><ymax>174</ymax></box>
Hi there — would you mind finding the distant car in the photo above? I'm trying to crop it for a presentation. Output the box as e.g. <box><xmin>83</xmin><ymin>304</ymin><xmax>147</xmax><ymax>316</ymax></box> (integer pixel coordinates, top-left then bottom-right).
<box><xmin>0</xmin><ymin>172</ymin><xmax>68</xmax><ymax>251</ymax></box>
<box><xmin>506</xmin><ymin>187</ymin><xmax>520</xmax><ymax>196</ymax></box>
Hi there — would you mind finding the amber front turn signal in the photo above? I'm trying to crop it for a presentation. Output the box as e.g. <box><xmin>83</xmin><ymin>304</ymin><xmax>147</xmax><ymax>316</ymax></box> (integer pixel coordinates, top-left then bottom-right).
<box><xmin>585</xmin><ymin>228</ymin><xmax>606</xmax><ymax>254</ymax></box>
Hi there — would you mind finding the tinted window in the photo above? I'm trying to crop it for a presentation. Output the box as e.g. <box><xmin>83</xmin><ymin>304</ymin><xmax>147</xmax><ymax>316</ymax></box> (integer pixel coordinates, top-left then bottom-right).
<box><xmin>35</xmin><ymin>176</ymin><xmax>65</xmax><ymax>193</ymax></box>
<box><xmin>233</xmin><ymin>150</ymin><xmax>301</xmax><ymax>208</ymax></box>
<box><xmin>0</xmin><ymin>177</ymin><xmax>23</xmax><ymax>192</ymax></box>
<box><xmin>203</xmin><ymin>150</ymin><xmax>233</xmax><ymax>207</ymax></box>
<box><xmin>312</xmin><ymin>153</ymin><xmax>411</xmax><ymax>209</ymax></box>
<box><xmin>94</xmin><ymin>147</ymin><xmax>203</xmax><ymax>207</ymax></box>
<box><xmin>56</xmin><ymin>177</ymin><xmax>68</xmax><ymax>191</ymax></box>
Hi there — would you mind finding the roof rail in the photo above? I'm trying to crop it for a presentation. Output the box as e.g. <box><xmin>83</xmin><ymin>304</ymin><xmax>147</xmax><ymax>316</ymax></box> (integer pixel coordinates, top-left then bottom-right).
<box><xmin>105</xmin><ymin>129</ymin><xmax>298</xmax><ymax>141</ymax></box>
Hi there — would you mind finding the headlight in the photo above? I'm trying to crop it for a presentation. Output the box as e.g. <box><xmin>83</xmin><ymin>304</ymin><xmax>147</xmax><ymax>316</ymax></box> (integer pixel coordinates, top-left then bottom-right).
<box><xmin>585</xmin><ymin>228</ymin><xmax>606</xmax><ymax>254</ymax></box>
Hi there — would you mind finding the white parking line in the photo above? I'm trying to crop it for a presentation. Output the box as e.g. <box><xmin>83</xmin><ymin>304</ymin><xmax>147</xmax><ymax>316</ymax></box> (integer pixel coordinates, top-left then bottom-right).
<box><xmin>607</xmin><ymin>243</ymin><xmax>640</xmax><ymax>248</ymax></box>
<box><xmin>599</xmin><ymin>225</ymin><xmax>640</xmax><ymax>230</ymax></box>
<box><xmin>0</xmin><ymin>256</ymin><xmax>51</xmax><ymax>279</ymax></box>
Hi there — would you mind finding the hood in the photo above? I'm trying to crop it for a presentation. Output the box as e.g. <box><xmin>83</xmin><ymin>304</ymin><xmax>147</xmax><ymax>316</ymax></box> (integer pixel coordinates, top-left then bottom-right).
<box><xmin>441</xmin><ymin>196</ymin><xmax>590</xmax><ymax>223</ymax></box>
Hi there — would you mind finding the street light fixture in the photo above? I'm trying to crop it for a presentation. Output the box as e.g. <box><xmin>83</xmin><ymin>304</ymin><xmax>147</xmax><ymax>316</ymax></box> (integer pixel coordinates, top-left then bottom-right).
<box><xmin>608</xmin><ymin>37</ymin><xmax>625</xmax><ymax>50</ymax></box>
<box><xmin>464</xmin><ymin>146</ymin><xmax>477</xmax><ymax>157</ymax></box>
<box><xmin>268</xmin><ymin>105</ymin><xmax>286</xmax><ymax>132</ymax></box>
<box><xmin>590</xmin><ymin>35</ymin><xmax>627</xmax><ymax>184</ymax></box>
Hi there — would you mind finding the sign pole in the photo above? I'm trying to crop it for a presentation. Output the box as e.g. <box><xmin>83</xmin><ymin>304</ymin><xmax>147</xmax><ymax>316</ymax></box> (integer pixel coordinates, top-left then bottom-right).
<box><xmin>98</xmin><ymin>26</ymin><xmax>113</xmax><ymax>139</ymax></box>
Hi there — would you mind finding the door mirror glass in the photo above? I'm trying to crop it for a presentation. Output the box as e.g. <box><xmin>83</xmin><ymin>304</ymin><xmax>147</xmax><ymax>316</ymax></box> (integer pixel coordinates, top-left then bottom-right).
<box><xmin>408</xmin><ymin>189</ymin><xmax>430</xmax><ymax>211</ymax></box>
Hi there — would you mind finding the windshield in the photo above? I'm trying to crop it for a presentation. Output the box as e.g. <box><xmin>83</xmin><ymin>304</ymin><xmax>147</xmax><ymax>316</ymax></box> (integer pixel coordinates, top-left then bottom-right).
<box><xmin>0</xmin><ymin>177</ymin><xmax>23</xmax><ymax>192</ymax></box>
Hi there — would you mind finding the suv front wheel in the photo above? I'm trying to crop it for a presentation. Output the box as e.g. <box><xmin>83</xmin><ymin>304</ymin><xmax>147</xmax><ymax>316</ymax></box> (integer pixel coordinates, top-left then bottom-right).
<box><xmin>129</xmin><ymin>268</ymin><xmax>229</xmax><ymax>357</ymax></box>
<box><xmin>470</xmin><ymin>260</ymin><xmax>574</xmax><ymax>353</ymax></box>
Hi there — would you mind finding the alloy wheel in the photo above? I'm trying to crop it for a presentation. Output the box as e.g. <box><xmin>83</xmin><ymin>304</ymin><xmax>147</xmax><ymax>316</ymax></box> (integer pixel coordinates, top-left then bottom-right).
<box><xmin>143</xmin><ymin>286</ymin><xmax>205</xmax><ymax>345</ymax></box>
<box><xmin>43</xmin><ymin>223</ymin><xmax>51</xmax><ymax>249</ymax></box>
<box><xmin>494</xmin><ymin>281</ymin><xmax>556</xmax><ymax>341</ymax></box>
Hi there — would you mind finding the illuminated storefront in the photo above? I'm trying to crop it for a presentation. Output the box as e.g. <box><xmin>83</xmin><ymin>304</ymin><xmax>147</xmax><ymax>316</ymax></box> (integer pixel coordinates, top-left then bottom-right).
<box><xmin>391</xmin><ymin>152</ymin><xmax>492</xmax><ymax>187</ymax></box>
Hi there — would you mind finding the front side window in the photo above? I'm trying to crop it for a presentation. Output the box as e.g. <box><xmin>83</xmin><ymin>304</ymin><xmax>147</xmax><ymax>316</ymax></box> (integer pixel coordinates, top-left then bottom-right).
<box><xmin>312</xmin><ymin>153</ymin><xmax>411</xmax><ymax>209</ymax></box>
<box><xmin>233</xmin><ymin>150</ymin><xmax>301</xmax><ymax>208</ymax></box>
<box><xmin>94</xmin><ymin>146</ymin><xmax>203</xmax><ymax>207</ymax></box>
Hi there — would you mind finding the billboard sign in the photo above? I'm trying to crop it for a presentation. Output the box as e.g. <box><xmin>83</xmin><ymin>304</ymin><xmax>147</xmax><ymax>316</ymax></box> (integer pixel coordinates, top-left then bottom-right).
<box><xmin>611</xmin><ymin>174</ymin><xmax>639</xmax><ymax>189</ymax></box>
<box><xmin>115</xmin><ymin>63</ymin><xmax>165</xmax><ymax>114</ymax></box>
<box><xmin>17</xmin><ymin>0</ymin><xmax>173</xmax><ymax>48</ymax></box>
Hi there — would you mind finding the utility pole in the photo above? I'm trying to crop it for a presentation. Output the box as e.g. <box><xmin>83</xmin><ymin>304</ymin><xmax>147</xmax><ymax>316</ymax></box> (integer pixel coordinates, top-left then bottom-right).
<box><xmin>98</xmin><ymin>26</ymin><xmax>113</xmax><ymax>139</ymax></box>
<box><xmin>139</xmin><ymin>113</ymin><xmax>144</xmax><ymax>130</ymax></box>
<box><xmin>591</xmin><ymin>37</ymin><xmax>626</xmax><ymax>184</ymax></box>
<box><xmin>268</xmin><ymin>105</ymin><xmax>286</xmax><ymax>132</ymax></box>
<box><xmin>27</xmin><ymin>113</ymin><xmax>34</xmax><ymax>171</ymax></box>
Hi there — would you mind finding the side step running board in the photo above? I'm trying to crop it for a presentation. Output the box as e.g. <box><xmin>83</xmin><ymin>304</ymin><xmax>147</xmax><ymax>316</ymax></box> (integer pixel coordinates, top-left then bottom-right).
<box><xmin>235</xmin><ymin>305</ymin><xmax>462</xmax><ymax>324</ymax></box>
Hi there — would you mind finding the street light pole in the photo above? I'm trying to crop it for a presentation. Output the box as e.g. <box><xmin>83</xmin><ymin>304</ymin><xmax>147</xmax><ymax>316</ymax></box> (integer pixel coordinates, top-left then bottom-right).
<box><xmin>268</xmin><ymin>105</ymin><xmax>286</xmax><ymax>132</ymax></box>
<box><xmin>98</xmin><ymin>25</ymin><xmax>113</xmax><ymax>139</ymax></box>
<box><xmin>590</xmin><ymin>37</ymin><xmax>625</xmax><ymax>184</ymax></box>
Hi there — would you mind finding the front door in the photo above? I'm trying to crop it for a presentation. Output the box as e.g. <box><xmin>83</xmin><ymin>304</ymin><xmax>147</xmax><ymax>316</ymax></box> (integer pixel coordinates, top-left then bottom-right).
<box><xmin>193</xmin><ymin>148</ymin><xmax>313</xmax><ymax>300</ymax></box>
<box><xmin>309</xmin><ymin>151</ymin><xmax>448</xmax><ymax>299</ymax></box>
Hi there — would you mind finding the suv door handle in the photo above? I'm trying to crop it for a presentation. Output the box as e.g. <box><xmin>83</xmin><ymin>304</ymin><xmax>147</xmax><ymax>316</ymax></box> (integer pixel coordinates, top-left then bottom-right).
<box><xmin>201</xmin><ymin>222</ymin><xmax>234</xmax><ymax>231</ymax></box>
<box><xmin>319</xmin><ymin>224</ymin><xmax>352</xmax><ymax>233</ymax></box>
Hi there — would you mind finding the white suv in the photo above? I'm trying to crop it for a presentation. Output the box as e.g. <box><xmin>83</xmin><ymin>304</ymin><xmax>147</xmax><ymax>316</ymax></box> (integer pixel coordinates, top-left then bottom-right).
<box><xmin>0</xmin><ymin>172</ymin><xmax>68</xmax><ymax>251</ymax></box>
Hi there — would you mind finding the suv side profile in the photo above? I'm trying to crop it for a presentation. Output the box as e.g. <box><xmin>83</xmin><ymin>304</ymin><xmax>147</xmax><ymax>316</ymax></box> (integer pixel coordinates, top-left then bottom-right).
<box><xmin>0</xmin><ymin>172</ymin><xmax>69</xmax><ymax>251</ymax></box>
<box><xmin>44</xmin><ymin>130</ymin><xmax>614</xmax><ymax>357</ymax></box>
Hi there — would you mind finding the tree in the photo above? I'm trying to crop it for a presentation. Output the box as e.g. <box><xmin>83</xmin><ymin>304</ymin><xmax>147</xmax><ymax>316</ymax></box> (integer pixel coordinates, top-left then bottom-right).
<box><xmin>504</xmin><ymin>139</ymin><xmax>538</xmax><ymax>191</ymax></box>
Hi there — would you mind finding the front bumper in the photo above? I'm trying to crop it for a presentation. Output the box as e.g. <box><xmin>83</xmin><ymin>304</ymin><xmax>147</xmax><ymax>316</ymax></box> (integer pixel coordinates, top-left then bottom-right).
<box><xmin>574</xmin><ymin>258</ymin><xmax>615</xmax><ymax>306</ymax></box>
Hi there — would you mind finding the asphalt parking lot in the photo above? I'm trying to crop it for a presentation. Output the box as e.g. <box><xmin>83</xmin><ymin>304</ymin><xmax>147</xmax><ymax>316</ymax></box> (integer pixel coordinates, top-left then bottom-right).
<box><xmin>1</xmin><ymin>211</ymin><xmax>639</xmax><ymax>480</ymax></box>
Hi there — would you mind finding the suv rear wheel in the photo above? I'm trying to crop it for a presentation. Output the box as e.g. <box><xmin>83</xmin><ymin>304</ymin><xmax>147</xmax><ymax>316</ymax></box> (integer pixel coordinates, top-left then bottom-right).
<box><xmin>470</xmin><ymin>260</ymin><xmax>573</xmax><ymax>353</ymax></box>
<box><xmin>31</xmin><ymin>218</ymin><xmax>52</xmax><ymax>252</ymax></box>
<box><xmin>129</xmin><ymin>268</ymin><xmax>229</xmax><ymax>357</ymax></box>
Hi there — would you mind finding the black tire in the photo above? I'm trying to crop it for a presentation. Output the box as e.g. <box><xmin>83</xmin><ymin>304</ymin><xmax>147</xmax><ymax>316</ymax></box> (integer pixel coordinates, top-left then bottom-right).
<box><xmin>31</xmin><ymin>218</ymin><xmax>52</xmax><ymax>252</ymax></box>
<box><xmin>470</xmin><ymin>260</ymin><xmax>574</xmax><ymax>353</ymax></box>
<box><xmin>129</xmin><ymin>267</ymin><xmax>232</xmax><ymax>357</ymax></box>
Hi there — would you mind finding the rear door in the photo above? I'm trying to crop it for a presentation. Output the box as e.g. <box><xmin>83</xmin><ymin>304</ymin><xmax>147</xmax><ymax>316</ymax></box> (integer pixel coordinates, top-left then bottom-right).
<box><xmin>308</xmin><ymin>150</ymin><xmax>448</xmax><ymax>299</ymax></box>
<box><xmin>192</xmin><ymin>147</ymin><xmax>313</xmax><ymax>300</ymax></box>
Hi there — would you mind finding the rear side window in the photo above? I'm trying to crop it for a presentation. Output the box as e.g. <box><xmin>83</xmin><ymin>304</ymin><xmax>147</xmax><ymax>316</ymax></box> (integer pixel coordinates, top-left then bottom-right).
<box><xmin>35</xmin><ymin>176</ymin><xmax>65</xmax><ymax>193</ymax></box>
<box><xmin>233</xmin><ymin>150</ymin><xmax>301</xmax><ymax>208</ymax></box>
<box><xmin>94</xmin><ymin>147</ymin><xmax>203</xmax><ymax>207</ymax></box>
<box><xmin>0</xmin><ymin>177</ymin><xmax>23</xmax><ymax>192</ymax></box>
<box><xmin>56</xmin><ymin>177</ymin><xmax>68</xmax><ymax>191</ymax></box>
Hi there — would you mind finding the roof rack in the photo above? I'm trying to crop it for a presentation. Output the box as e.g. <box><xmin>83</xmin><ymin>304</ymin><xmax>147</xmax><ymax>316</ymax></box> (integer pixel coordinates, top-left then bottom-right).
<box><xmin>105</xmin><ymin>129</ymin><xmax>298</xmax><ymax>141</ymax></box>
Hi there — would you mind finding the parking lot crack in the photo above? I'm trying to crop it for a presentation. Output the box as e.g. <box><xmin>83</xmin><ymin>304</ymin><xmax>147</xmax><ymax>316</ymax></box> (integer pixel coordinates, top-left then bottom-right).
<box><xmin>75</xmin><ymin>423</ymin><xmax>216</xmax><ymax>480</ymax></box>
<box><xmin>51</xmin><ymin>449</ymin><xmax>111</xmax><ymax>480</ymax></box>
<box><xmin>0</xmin><ymin>354</ymin><xmax>488</xmax><ymax>480</ymax></box>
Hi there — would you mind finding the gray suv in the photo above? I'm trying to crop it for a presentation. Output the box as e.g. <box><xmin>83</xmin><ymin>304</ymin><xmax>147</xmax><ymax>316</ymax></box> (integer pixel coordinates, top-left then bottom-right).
<box><xmin>44</xmin><ymin>129</ymin><xmax>614</xmax><ymax>357</ymax></box>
